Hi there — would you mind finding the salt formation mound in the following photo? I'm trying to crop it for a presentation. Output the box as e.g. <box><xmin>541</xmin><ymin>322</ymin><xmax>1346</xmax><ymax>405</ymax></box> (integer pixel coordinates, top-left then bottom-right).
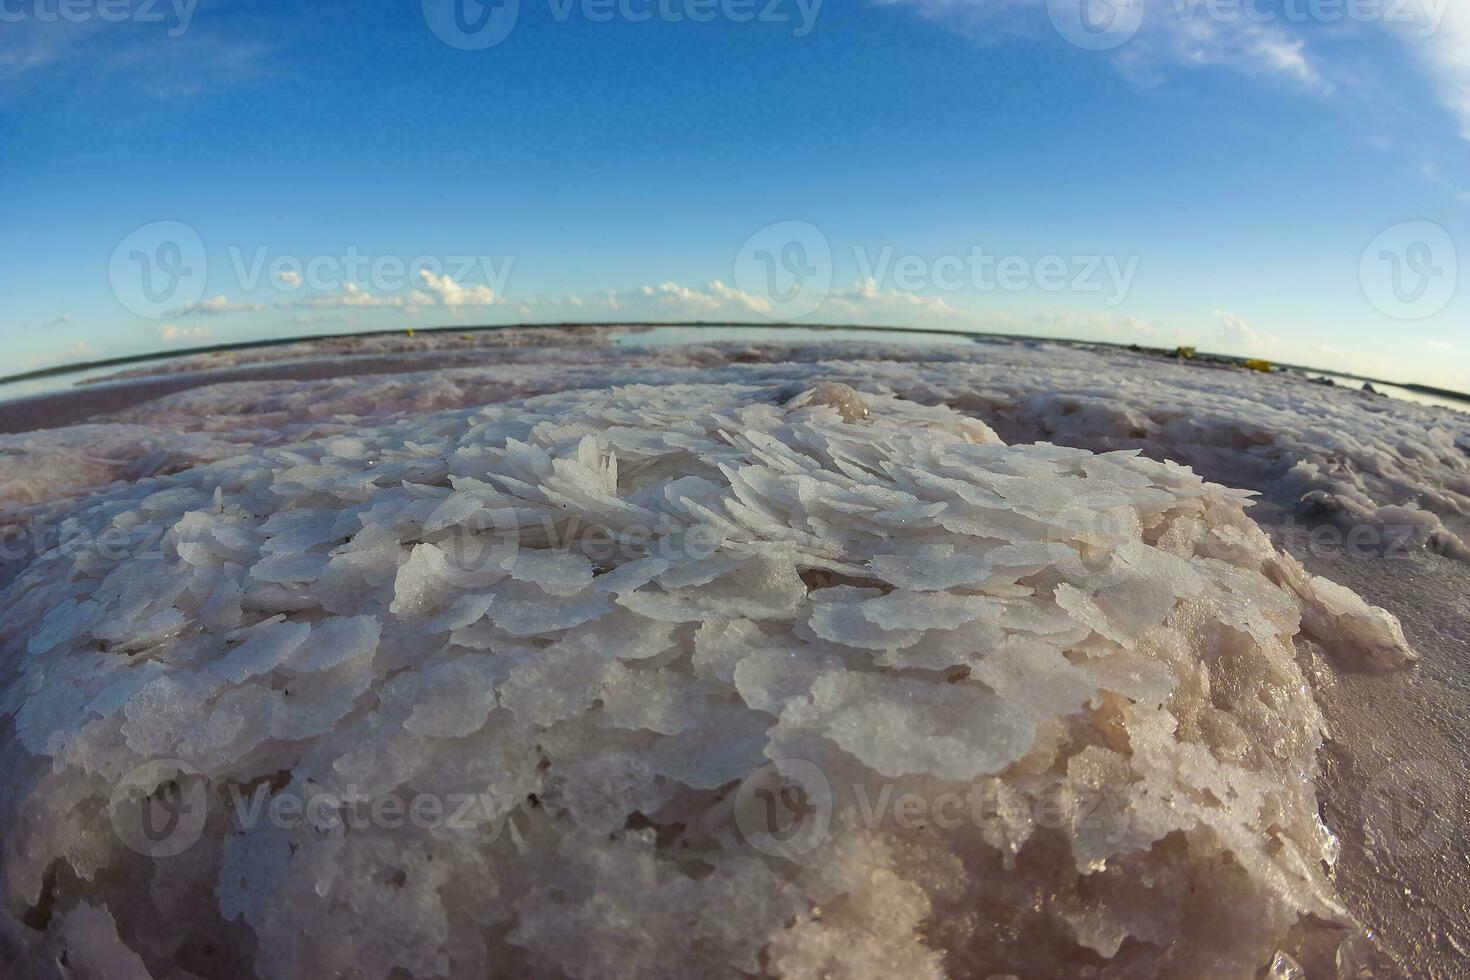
<box><xmin>10</xmin><ymin>336</ymin><xmax>1468</xmax><ymax>564</ymax></box>
<box><xmin>0</xmin><ymin>381</ymin><xmax>1414</xmax><ymax>978</ymax></box>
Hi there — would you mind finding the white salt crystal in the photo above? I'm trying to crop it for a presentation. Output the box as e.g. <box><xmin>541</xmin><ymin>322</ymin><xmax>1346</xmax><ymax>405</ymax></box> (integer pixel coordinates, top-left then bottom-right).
<box><xmin>0</xmin><ymin>368</ymin><xmax>1418</xmax><ymax>980</ymax></box>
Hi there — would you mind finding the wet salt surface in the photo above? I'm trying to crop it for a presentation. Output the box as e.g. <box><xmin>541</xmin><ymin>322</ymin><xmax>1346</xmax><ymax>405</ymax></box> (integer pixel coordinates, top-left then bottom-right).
<box><xmin>1272</xmin><ymin>524</ymin><xmax>1470</xmax><ymax>979</ymax></box>
<box><xmin>1</xmin><ymin>328</ymin><xmax>1467</xmax><ymax>978</ymax></box>
<box><xmin>5</xmin><ymin>323</ymin><xmax>1462</xmax><ymax>418</ymax></box>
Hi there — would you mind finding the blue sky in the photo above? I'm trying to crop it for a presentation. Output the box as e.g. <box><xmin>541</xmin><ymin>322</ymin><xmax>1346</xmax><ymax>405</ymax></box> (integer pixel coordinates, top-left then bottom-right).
<box><xmin>2</xmin><ymin>0</ymin><xmax>1468</xmax><ymax>389</ymax></box>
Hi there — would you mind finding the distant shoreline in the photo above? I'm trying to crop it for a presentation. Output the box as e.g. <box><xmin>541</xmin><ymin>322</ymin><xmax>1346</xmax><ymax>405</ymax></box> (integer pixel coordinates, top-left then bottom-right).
<box><xmin>3</xmin><ymin>320</ymin><xmax>1468</xmax><ymax>406</ymax></box>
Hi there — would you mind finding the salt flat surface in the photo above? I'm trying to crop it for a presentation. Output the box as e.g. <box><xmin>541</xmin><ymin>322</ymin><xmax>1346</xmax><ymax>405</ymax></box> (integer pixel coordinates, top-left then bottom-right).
<box><xmin>0</xmin><ymin>331</ymin><xmax>1465</xmax><ymax>978</ymax></box>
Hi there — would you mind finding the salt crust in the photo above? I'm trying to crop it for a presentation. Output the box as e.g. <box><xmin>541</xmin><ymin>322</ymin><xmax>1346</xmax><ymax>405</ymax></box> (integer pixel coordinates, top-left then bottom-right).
<box><xmin>7</xmin><ymin>338</ymin><xmax>1467</xmax><ymax>565</ymax></box>
<box><xmin>0</xmin><ymin>373</ymin><xmax>1418</xmax><ymax>978</ymax></box>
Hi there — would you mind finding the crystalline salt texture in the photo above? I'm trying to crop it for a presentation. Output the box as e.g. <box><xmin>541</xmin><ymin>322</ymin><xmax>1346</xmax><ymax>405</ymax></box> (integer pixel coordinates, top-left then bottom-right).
<box><xmin>808</xmin><ymin>599</ymin><xmax>923</xmax><ymax>651</ymax></box>
<box><xmin>732</xmin><ymin>644</ymin><xmax>842</xmax><ymax>714</ymax></box>
<box><xmin>498</xmin><ymin>642</ymin><xmax>609</xmax><ymax>727</ymax></box>
<box><xmin>0</xmin><ymin>359</ymin><xmax>1430</xmax><ymax>980</ymax></box>
<box><xmin>489</xmin><ymin>581</ymin><xmax>613</xmax><ymax>636</ymax></box>
<box><xmin>390</xmin><ymin>543</ymin><xmax>452</xmax><ymax>618</ymax></box>
<box><xmin>397</xmin><ymin>659</ymin><xmax>498</xmax><ymax>739</ymax></box>
<box><xmin>691</xmin><ymin>617</ymin><xmax>766</xmax><ymax>682</ymax></box>
<box><xmin>969</xmin><ymin>636</ymin><xmax>1101</xmax><ymax>719</ymax></box>
<box><xmin>285</xmin><ymin>615</ymin><xmax>382</xmax><ymax>674</ymax></box>
<box><xmin>250</xmin><ymin>550</ymin><xmax>332</xmax><ymax>585</ymax></box>
<box><xmin>591</xmin><ymin>556</ymin><xmax>669</xmax><ymax>594</ymax></box>
<box><xmin>643</xmin><ymin>704</ymin><xmax>770</xmax><ymax>790</ymax></box>
<box><xmin>423</xmin><ymin>592</ymin><xmax>495</xmax><ymax>633</ymax></box>
<box><xmin>786</xmin><ymin>671</ymin><xmax>1036</xmax><ymax>781</ymax></box>
<box><xmin>51</xmin><ymin>903</ymin><xmax>154</xmax><ymax>980</ymax></box>
<box><xmin>120</xmin><ymin>675</ymin><xmax>200</xmax><ymax>756</ymax></box>
<box><xmin>208</xmin><ymin>619</ymin><xmax>312</xmax><ymax>685</ymax></box>
<box><xmin>504</xmin><ymin>548</ymin><xmax>595</xmax><ymax>595</ymax></box>
<box><xmin>860</xmin><ymin>589</ymin><xmax>993</xmax><ymax>632</ymax></box>
<box><xmin>598</xmin><ymin>663</ymin><xmax>710</xmax><ymax>734</ymax></box>
<box><xmin>540</xmin><ymin>749</ymin><xmax>673</xmax><ymax>835</ymax></box>
<box><xmin>271</xmin><ymin>657</ymin><xmax>375</xmax><ymax>741</ymax></box>
<box><xmin>423</xmin><ymin>490</ymin><xmax>486</xmax><ymax>532</ymax></box>
<box><xmin>24</xmin><ymin>597</ymin><xmax>104</xmax><ymax>656</ymax></box>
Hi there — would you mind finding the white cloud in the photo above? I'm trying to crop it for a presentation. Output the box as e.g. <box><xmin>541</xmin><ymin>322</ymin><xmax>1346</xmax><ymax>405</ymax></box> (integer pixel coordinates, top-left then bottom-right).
<box><xmin>1388</xmin><ymin>0</ymin><xmax>1470</xmax><ymax>141</ymax></box>
<box><xmin>292</xmin><ymin>283</ymin><xmax>433</xmax><ymax>312</ymax></box>
<box><xmin>0</xmin><ymin>15</ymin><xmax>273</xmax><ymax>101</ymax></box>
<box><xmin>634</xmin><ymin>280</ymin><xmax>773</xmax><ymax>315</ymax></box>
<box><xmin>878</xmin><ymin>0</ymin><xmax>1470</xmax><ymax>143</ymax></box>
<box><xmin>827</xmin><ymin>278</ymin><xmax>961</xmax><ymax>318</ymax></box>
<box><xmin>158</xmin><ymin>323</ymin><xmax>211</xmax><ymax>342</ymax></box>
<box><xmin>0</xmin><ymin>18</ymin><xmax>97</xmax><ymax>85</ymax></box>
<box><xmin>275</xmin><ymin>276</ymin><xmax>501</xmax><ymax>315</ymax></box>
<box><xmin>1427</xmin><ymin>339</ymin><xmax>1454</xmax><ymax>352</ymax></box>
<box><xmin>171</xmin><ymin>295</ymin><xmax>264</xmax><ymax>317</ymax></box>
<box><xmin>1211</xmin><ymin>309</ymin><xmax>1278</xmax><ymax>356</ymax></box>
<box><xmin>275</xmin><ymin>269</ymin><xmax>303</xmax><ymax>286</ymax></box>
<box><xmin>1420</xmin><ymin>162</ymin><xmax>1470</xmax><ymax>203</ymax></box>
<box><xmin>1196</xmin><ymin>311</ymin><xmax>1384</xmax><ymax>377</ymax></box>
<box><xmin>496</xmin><ymin>277</ymin><xmax>971</xmax><ymax>327</ymax></box>
<box><xmin>1136</xmin><ymin>7</ymin><xmax>1329</xmax><ymax>92</ymax></box>
<box><xmin>878</xmin><ymin>0</ymin><xmax>1330</xmax><ymax>91</ymax></box>
<box><xmin>1025</xmin><ymin>311</ymin><xmax>1188</xmax><ymax>348</ymax></box>
<box><xmin>417</xmin><ymin>270</ymin><xmax>498</xmax><ymax>309</ymax></box>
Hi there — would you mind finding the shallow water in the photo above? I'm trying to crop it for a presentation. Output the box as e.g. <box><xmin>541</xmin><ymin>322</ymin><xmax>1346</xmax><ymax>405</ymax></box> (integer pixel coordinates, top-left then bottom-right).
<box><xmin>1300</xmin><ymin>372</ymin><xmax>1470</xmax><ymax>416</ymax></box>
